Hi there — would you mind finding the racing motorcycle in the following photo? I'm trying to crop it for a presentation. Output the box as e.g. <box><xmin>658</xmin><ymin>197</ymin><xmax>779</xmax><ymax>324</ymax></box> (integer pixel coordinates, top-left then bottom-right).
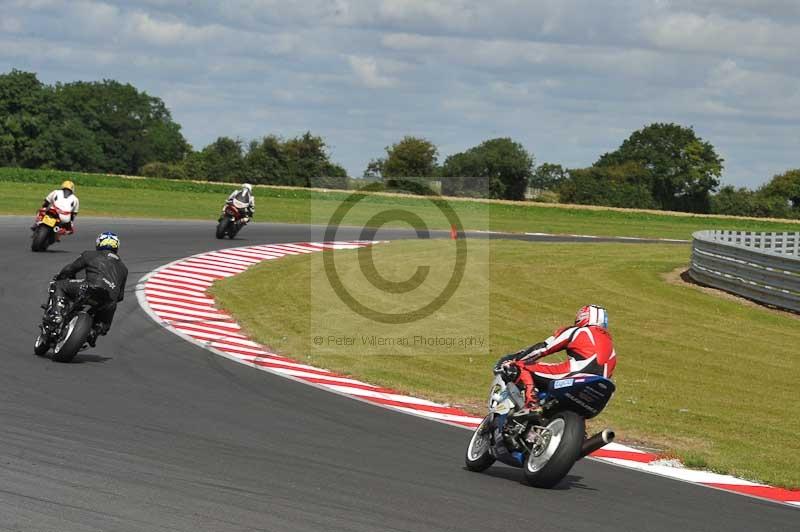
<box><xmin>216</xmin><ymin>201</ymin><xmax>249</xmax><ymax>239</ymax></box>
<box><xmin>31</xmin><ymin>204</ymin><xmax>75</xmax><ymax>251</ymax></box>
<box><xmin>34</xmin><ymin>281</ymin><xmax>104</xmax><ymax>363</ymax></box>
<box><xmin>465</xmin><ymin>360</ymin><xmax>616</xmax><ymax>488</ymax></box>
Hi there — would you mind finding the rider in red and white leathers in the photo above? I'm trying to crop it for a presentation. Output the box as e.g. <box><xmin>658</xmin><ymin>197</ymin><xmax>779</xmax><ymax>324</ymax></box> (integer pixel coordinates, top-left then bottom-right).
<box><xmin>498</xmin><ymin>305</ymin><xmax>617</xmax><ymax>416</ymax></box>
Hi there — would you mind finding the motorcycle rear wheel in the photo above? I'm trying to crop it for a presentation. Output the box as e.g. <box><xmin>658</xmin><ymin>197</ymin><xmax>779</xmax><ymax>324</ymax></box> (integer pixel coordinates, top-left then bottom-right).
<box><xmin>52</xmin><ymin>313</ymin><xmax>93</xmax><ymax>363</ymax></box>
<box><xmin>465</xmin><ymin>415</ymin><xmax>496</xmax><ymax>472</ymax></box>
<box><xmin>229</xmin><ymin>222</ymin><xmax>241</xmax><ymax>239</ymax></box>
<box><xmin>523</xmin><ymin>411</ymin><xmax>584</xmax><ymax>488</ymax></box>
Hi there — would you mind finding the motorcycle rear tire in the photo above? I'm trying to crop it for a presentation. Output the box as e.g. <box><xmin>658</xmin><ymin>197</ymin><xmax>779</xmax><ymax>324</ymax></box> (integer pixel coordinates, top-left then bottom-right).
<box><xmin>523</xmin><ymin>411</ymin><xmax>584</xmax><ymax>488</ymax></box>
<box><xmin>31</xmin><ymin>225</ymin><xmax>51</xmax><ymax>252</ymax></box>
<box><xmin>216</xmin><ymin>218</ymin><xmax>229</xmax><ymax>239</ymax></box>
<box><xmin>52</xmin><ymin>313</ymin><xmax>93</xmax><ymax>363</ymax></box>
<box><xmin>229</xmin><ymin>222</ymin><xmax>241</xmax><ymax>239</ymax></box>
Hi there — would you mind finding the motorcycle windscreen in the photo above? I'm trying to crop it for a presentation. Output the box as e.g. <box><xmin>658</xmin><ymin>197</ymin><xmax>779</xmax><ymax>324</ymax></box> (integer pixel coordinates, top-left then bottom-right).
<box><xmin>487</xmin><ymin>375</ymin><xmax>514</xmax><ymax>414</ymax></box>
<box><xmin>547</xmin><ymin>376</ymin><xmax>615</xmax><ymax>419</ymax></box>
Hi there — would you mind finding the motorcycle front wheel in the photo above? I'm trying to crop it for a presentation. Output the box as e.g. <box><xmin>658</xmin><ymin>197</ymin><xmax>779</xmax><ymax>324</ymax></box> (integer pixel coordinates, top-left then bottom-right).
<box><xmin>31</xmin><ymin>225</ymin><xmax>52</xmax><ymax>252</ymax></box>
<box><xmin>465</xmin><ymin>415</ymin><xmax>496</xmax><ymax>472</ymax></box>
<box><xmin>216</xmin><ymin>218</ymin><xmax>230</xmax><ymax>239</ymax></box>
<box><xmin>523</xmin><ymin>411</ymin><xmax>584</xmax><ymax>488</ymax></box>
<box><xmin>33</xmin><ymin>331</ymin><xmax>50</xmax><ymax>356</ymax></box>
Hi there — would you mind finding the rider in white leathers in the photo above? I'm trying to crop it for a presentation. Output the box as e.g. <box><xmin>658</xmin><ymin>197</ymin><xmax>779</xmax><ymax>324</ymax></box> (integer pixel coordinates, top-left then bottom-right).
<box><xmin>225</xmin><ymin>183</ymin><xmax>255</xmax><ymax>221</ymax></box>
<box><xmin>34</xmin><ymin>180</ymin><xmax>80</xmax><ymax>232</ymax></box>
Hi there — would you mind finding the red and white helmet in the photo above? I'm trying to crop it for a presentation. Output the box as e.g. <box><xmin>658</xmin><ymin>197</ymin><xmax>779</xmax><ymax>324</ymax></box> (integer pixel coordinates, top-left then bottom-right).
<box><xmin>575</xmin><ymin>305</ymin><xmax>608</xmax><ymax>329</ymax></box>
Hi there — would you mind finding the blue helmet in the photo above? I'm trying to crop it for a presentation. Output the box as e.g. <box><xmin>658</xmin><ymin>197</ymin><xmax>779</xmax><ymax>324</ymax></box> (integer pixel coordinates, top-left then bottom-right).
<box><xmin>96</xmin><ymin>231</ymin><xmax>120</xmax><ymax>252</ymax></box>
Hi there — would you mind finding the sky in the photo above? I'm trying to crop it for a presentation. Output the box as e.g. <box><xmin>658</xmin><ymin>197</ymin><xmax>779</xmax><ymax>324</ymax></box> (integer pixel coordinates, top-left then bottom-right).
<box><xmin>1</xmin><ymin>0</ymin><xmax>799</xmax><ymax>188</ymax></box>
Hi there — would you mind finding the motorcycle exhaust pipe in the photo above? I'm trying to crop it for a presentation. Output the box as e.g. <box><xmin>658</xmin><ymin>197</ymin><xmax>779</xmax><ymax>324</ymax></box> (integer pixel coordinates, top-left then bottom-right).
<box><xmin>579</xmin><ymin>429</ymin><xmax>615</xmax><ymax>459</ymax></box>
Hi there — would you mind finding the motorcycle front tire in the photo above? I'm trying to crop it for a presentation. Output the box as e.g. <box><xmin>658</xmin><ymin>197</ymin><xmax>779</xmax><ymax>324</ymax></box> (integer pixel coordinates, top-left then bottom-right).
<box><xmin>52</xmin><ymin>313</ymin><xmax>93</xmax><ymax>363</ymax></box>
<box><xmin>216</xmin><ymin>218</ymin><xmax>230</xmax><ymax>239</ymax></box>
<box><xmin>33</xmin><ymin>331</ymin><xmax>50</xmax><ymax>356</ymax></box>
<box><xmin>465</xmin><ymin>415</ymin><xmax>496</xmax><ymax>472</ymax></box>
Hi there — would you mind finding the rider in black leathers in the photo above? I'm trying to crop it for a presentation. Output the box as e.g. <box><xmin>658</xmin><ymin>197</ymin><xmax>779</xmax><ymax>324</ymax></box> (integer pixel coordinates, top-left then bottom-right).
<box><xmin>49</xmin><ymin>232</ymin><xmax>128</xmax><ymax>346</ymax></box>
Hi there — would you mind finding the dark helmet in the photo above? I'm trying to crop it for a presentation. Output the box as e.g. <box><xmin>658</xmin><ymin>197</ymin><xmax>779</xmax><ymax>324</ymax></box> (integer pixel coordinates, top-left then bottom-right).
<box><xmin>95</xmin><ymin>231</ymin><xmax>120</xmax><ymax>252</ymax></box>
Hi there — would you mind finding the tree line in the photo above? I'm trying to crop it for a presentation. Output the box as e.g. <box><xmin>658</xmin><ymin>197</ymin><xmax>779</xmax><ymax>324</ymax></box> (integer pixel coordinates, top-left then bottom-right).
<box><xmin>0</xmin><ymin>70</ymin><xmax>346</xmax><ymax>188</ymax></box>
<box><xmin>141</xmin><ymin>133</ymin><xmax>347</xmax><ymax>189</ymax></box>
<box><xmin>365</xmin><ymin>125</ymin><xmax>799</xmax><ymax>218</ymax></box>
<box><xmin>1</xmin><ymin>69</ymin><xmax>797</xmax><ymax>218</ymax></box>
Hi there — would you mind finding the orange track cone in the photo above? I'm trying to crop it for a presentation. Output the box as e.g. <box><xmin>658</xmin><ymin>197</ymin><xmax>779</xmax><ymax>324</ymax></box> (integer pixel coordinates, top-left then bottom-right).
<box><xmin>450</xmin><ymin>225</ymin><xmax>458</xmax><ymax>240</ymax></box>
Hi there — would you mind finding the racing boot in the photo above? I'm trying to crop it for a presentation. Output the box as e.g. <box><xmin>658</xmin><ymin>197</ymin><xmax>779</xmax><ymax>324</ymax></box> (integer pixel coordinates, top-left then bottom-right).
<box><xmin>86</xmin><ymin>328</ymin><xmax>98</xmax><ymax>348</ymax></box>
<box><xmin>86</xmin><ymin>323</ymin><xmax>107</xmax><ymax>348</ymax></box>
<box><xmin>512</xmin><ymin>381</ymin><xmax>543</xmax><ymax>422</ymax></box>
<box><xmin>513</xmin><ymin>402</ymin><xmax>543</xmax><ymax>422</ymax></box>
<box><xmin>88</xmin><ymin>321</ymin><xmax>111</xmax><ymax>348</ymax></box>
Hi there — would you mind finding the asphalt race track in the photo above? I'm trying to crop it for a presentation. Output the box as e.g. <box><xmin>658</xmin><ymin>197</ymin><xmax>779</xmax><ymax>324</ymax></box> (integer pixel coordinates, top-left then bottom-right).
<box><xmin>0</xmin><ymin>216</ymin><xmax>794</xmax><ymax>532</ymax></box>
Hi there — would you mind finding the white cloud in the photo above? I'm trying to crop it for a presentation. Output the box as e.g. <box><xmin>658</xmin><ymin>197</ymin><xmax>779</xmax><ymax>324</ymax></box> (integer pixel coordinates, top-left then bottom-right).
<box><xmin>347</xmin><ymin>55</ymin><xmax>396</xmax><ymax>88</ymax></box>
<box><xmin>641</xmin><ymin>11</ymin><xmax>800</xmax><ymax>59</ymax></box>
<box><xmin>0</xmin><ymin>16</ymin><xmax>23</xmax><ymax>33</ymax></box>
<box><xmin>1</xmin><ymin>0</ymin><xmax>798</xmax><ymax>186</ymax></box>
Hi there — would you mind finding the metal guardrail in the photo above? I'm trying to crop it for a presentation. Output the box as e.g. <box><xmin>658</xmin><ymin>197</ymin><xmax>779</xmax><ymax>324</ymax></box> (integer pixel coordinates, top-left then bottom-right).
<box><xmin>689</xmin><ymin>230</ymin><xmax>800</xmax><ymax>312</ymax></box>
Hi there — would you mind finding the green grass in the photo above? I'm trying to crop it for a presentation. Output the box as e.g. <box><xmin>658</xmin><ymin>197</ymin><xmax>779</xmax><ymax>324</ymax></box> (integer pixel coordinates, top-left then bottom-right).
<box><xmin>3</xmin><ymin>166</ymin><xmax>800</xmax><ymax>239</ymax></box>
<box><xmin>211</xmin><ymin>239</ymin><xmax>800</xmax><ymax>488</ymax></box>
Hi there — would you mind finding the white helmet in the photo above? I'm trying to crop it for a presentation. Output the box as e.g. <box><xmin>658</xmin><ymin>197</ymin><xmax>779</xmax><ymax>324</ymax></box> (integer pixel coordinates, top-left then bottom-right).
<box><xmin>575</xmin><ymin>305</ymin><xmax>608</xmax><ymax>329</ymax></box>
<box><xmin>242</xmin><ymin>183</ymin><xmax>253</xmax><ymax>192</ymax></box>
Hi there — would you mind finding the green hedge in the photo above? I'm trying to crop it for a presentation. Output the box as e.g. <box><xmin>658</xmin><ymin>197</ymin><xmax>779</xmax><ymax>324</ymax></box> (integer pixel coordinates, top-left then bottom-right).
<box><xmin>0</xmin><ymin>167</ymin><xmax>339</xmax><ymax>200</ymax></box>
<box><xmin>0</xmin><ymin>167</ymin><xmax>483</xmax><ymax>208</ymax></box>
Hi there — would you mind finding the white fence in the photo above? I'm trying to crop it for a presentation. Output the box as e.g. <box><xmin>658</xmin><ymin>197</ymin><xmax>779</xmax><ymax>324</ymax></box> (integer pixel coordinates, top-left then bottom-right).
<box><xmin>689</xmin><ymin>230</ymin><xmax>800</xmax><ymax>312</ymax></box>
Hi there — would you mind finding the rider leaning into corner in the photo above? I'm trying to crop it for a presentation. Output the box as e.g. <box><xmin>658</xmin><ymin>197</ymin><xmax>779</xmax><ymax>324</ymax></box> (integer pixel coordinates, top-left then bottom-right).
<box><xmin>497</xmin><ymin>305</ymin><xmax>617</xmax><ymax>419</ymax></box>
<box><xmin>33</xmin><ymin>180</ymin><xmax>80</xmax><ymax>231</ymax></box>
<box><xmin>48</xmin><ymin>232</ymin><xmax>128</xmax><ymax>347</ymax></box>
<box><xmin>225</xmin><ymin>183</ymin><xmax>255</xmax><ymax>221</ymax></box>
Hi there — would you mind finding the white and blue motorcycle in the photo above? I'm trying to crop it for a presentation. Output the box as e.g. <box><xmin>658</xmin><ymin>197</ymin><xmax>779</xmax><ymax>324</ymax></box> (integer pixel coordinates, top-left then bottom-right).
<box><xmin>465</xmin><ymin>364</ymin><xmax>616</xmax><ymax>488</ymax></box>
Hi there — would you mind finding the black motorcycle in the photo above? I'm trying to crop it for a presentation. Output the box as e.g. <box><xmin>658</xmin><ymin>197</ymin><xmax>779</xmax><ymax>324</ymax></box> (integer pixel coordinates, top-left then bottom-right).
<box><xmin>34</xmin><ymin>281</ymin><xmax>103</xmax><ymax>363</ymax></box>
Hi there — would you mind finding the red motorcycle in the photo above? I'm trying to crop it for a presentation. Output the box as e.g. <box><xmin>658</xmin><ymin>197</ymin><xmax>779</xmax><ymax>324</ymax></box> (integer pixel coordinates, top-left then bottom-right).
<box><xmin>31</xmin><ymin>205</ymin><xmax>75</xmax><ymax>252</ymax></box>
<box><xmin>216</xmin><ymin>203</ymin><xmax>248</xmax><ymax>239</ymax></box>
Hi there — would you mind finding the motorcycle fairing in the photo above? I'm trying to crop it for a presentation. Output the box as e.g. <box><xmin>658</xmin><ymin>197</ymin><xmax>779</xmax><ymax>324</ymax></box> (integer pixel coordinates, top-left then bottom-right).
<box><xmin>545</xmin><ymin>376</ymin><xmax>615</xmax><ymax>419</ymax></box>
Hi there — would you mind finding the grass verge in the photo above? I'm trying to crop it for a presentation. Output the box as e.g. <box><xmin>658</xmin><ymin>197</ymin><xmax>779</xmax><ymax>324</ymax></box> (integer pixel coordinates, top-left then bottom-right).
<box><xmin>211</xmin><ymin>239</ymin><xmax>800</xmax><ymax>488</ymax></box>
<box><xmin>3</xmin><ymin>167</ymin><xmax>800</xmax><ymax>239</ymax></box>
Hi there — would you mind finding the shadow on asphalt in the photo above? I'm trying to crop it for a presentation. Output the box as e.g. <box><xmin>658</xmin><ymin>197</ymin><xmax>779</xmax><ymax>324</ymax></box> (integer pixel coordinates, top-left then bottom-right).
<box><xmin>29</xmin><ymin>352</ymin><xmax>113</xmax><ymax>364</ymax></box>
<box><xmin>466</xmin><ymin>466</ymin><xmax>596</xmax><ymax>492</ymax></box>
<box><xmin>69</xmin><ymin>354</ymin><xmax>113</xmax><ymax>364</ymax></box>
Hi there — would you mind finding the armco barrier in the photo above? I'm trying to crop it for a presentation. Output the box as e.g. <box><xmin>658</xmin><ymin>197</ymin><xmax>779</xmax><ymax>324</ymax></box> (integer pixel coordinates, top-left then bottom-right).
<box><xmin>689</xmin><ymin>230</ymin><xmax>800</xmax><ymax>312</ymax></box>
